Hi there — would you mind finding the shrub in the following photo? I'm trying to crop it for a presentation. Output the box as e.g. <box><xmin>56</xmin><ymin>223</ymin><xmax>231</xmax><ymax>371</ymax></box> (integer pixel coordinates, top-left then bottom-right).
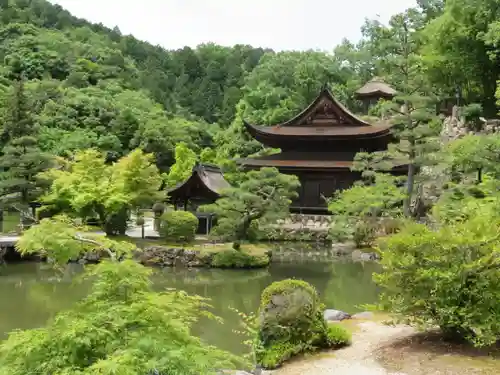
<box><xmin>462</xmin><ymin>103</ymin><xmax>483</xmax><ymax>131</ymax></box>
<box><xmin>326</xmin><ymin>324</ymin><xmax>352</xmax><ymax>346</ymax></box>
<box><xmin>352</xmin><ymin>220</ymin><xmax>377</xmax><ymax>248</ymax></box>
<box><xmin>211</xmin><ymin>249</ymin><xmax>269</xmax><ymax>268</ymax></box>
<box><xmin>256</xmin><ymin>279</ymin><xmax>344</xmax><ymax>369</ymax></box>
<box><xmin>159</xmin><ymin>211</ymin><xmax>198</xmax><ymax>243</ymax></box>
<box><xmin>375</xmin><ymin>214</ymin><xmax>500</xmax><ymax>347</ymax></box>
<box><xmin>103</xmin><ymin>207</ymin><xmax>129</xmax><ymax>236</ymax></box>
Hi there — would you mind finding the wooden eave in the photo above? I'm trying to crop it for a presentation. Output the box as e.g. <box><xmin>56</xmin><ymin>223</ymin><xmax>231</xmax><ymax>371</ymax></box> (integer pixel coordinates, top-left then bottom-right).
<box><xmin>238</xmin><ymin>156</ymin><xmax>408</xmax><ymax>173</ymax></box>
<box><xmin>354</xmin><ymin>90</ymin><xmax>395</xmax><ymax>99</ymax></box>
<box><xmin>244</xmin><ymin>122</ymin><xmax>393</xmax><ymax>149</ymax></box>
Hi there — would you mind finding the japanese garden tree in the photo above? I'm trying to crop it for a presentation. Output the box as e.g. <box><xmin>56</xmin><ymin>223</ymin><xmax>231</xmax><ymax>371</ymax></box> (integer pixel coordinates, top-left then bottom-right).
<box><xmin>445</xmin><ymin>134</ymin><xmax>500</xmax><ymax>184</ymax></box>
<box><xmin>201</xmin><ymin>167</ymin><xmax>300</xmax><ymax>241</ymax></box>
<box><xmin>328</xmin><ymin>173</ymin><xmax>406</xmax><ymax>247</ymax></box>
<box><xmin>40</xmin><ymin>148</ymin><xmax>163</xmax><ymax>235</ymax></box>
<box><xmin>365</xmin><ymin>10</ymin><xmax>441</xmax><ymax>217</ymax></box>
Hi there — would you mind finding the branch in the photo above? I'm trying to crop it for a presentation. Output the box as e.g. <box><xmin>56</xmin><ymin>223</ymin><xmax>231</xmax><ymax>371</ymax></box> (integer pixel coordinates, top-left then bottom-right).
<box><xmin>73</xmin><ymin>234</ymin><xmax>116</xmax><ymax>261</ymax></box>
<box><xmin>11</xmin><ymin>204</ymin><xmax>38</xmax><ymax>224</ymax></box>
<box><xmin>260</xmin><ymin>187</ymin><xmax>277</xmax><ymax>200</ymax></box>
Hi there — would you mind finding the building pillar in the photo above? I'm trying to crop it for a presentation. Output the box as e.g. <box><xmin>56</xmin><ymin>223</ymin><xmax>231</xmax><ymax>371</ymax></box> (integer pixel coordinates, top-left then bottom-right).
<box><xmin>205</xmin><ymin>215</ymin><xmax>210</xmax><ymax>235</ymax></box>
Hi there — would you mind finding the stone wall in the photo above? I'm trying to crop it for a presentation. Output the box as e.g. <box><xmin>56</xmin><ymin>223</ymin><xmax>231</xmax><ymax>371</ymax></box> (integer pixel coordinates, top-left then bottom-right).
<box><xmin>135</xmin><ymin>246</ymin><xmax>213</xmax><ymax>267</ymax></box>
<box><xmin>441</xmin><ymin>105</ymin><xmax>500</xmax><ymax>141</ymax></box>
<box><xmin>263</xmin><ymin>214</ymin><xmax>332</xmax><ymax>243</ymax></box>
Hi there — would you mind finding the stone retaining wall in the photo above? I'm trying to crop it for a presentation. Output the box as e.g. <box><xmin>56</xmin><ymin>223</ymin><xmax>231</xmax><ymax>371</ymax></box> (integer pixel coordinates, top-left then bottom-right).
<box><xmin>135</xmin><ymin>246</ymin><xmax>213</xmax><ymax>267</ymax></box>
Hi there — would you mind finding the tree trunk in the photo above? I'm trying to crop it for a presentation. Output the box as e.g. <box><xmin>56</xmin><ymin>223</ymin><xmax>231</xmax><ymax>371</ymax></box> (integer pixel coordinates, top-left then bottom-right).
<box><xmin>404</xmin><ymin>162</ymin><xmax>416</xmax><ymax>217</ymax></box>
<box><xmin>236</xmin><ymin>215</ymin><xmax>252</xmax><ymax>241</ymax></box>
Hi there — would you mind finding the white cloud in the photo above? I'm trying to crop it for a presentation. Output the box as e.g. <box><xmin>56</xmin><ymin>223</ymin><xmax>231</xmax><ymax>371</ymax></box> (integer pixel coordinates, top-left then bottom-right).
<box><xmin>48</xmin><ymin>0</ymin><xmax>417</xmax><ymax>51</ymax></box>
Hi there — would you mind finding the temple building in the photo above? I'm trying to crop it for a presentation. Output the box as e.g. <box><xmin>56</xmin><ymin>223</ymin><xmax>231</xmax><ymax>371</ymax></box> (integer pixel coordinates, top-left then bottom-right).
<box><xmin>166</xmin><ymin>163</ymin><xmax>230</xmax><ymax>234</ymax></box>
<box><xmin>239</xmin><ymin>85</ymin><xmax>407</xmax><ymax>214</ymax></box>
<box><xmin>355</xmin><ymin>77</ymin><xmax>397</xmax><ymax>114</ymax></box>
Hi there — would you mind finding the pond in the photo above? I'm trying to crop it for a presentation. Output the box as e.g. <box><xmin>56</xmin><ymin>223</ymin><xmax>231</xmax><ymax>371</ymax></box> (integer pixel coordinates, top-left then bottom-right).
<box><xmin>0</xmin><ymin>253</ymin><xmax>380</xmax><ymax>355</ymax></box>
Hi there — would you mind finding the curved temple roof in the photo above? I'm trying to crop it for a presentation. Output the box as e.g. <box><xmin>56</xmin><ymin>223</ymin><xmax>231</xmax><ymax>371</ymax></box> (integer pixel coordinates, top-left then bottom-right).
<box><xmin>243</xmin><ymin>85</ymin><xmax>393</xmax><ymax>147</ymax></box>
<box><xmin>167</xmin><ymin>163</ymin><xmax>230</xmax><ymax>201</ymax></box>
<box><xmin>355</xmin><ymin>77</ymin><xmax>397</xmax><ymax>97</ymax></box>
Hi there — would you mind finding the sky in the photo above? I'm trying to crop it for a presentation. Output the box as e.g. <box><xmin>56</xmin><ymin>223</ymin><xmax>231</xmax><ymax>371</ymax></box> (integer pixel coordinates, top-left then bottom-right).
<box><xmin>48</xmin><ymin>0</ymin><xmax>417</xmax><ymax>51</ymax></box>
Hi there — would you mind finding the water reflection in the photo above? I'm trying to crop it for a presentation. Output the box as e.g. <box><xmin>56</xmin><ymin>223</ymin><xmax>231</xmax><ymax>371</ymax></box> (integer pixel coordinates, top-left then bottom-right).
<box><xmin>0</xmin><ymin>257</ymin><xmax>380</xmax><ymax>355</ymax></box>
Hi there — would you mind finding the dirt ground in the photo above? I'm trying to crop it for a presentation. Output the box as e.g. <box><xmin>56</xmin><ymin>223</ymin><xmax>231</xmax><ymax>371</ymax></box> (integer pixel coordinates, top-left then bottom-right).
<box><xmin>268</xmin><ymin>319</ymin><xmax>500</xmax><ymax>375</ymax></box>
<box><xmin>375</xmin><ymin>329</ymin><xmax>500</xmax><ymax>375</ymax></box>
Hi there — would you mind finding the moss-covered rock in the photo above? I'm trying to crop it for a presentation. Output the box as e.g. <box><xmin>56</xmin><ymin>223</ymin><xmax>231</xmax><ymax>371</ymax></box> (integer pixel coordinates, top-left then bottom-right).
<box><xmin>256</xmin><ymin>279</ymin><xmax>350</xmax><ymax>369</ymax></box>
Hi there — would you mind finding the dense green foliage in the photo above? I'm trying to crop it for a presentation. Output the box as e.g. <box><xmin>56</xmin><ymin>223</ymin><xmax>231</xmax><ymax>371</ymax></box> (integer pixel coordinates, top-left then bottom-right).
<box><xmin>159</xmin><ymin>210</ymin><xmax>198</xmax><ymax>244</ymax></box>
<box><xmin>0</xmin><ymin>0</ymin><xmax>268</xmax><ymax>175</ymax></box>
<box><xmin>0</xmin><ymin>0</ymin><xmax>496</xmax><ymax>188</ymax></box>
<box><xmin>376</xmin><ymin>209</ymin><xmax>500</xmax><ymax>346</ymax></box>
<box><xmin>210</xmin><ymin>248</ymin><xmax>270</xmax><ymax>269</ymax></box>
<box><xmin>39</xmin><ymin>148</ymin><xmax>162</xmax><ymax>235</ymax></box>
<box><xmin>328</xmin><ymin>174</ymin><xmax>405</xmax><ymax>246</ymax></box>
<box><xmin>7</xmin><ymin>217</ymin><xmax>244</xmax><ymax>374</ymax></box>
<box><xmin>163</xmin><ymin>142</ymin><xmax>197</xmax><ymax>188</ymax></box>
<box><xmin>256</xmin><ymin>279</ymin><xmax>350</xmax><ymax>369</ymax></box>
<box><xmin>0</xmin><ymin>0</ymin><xmax>500</xmax><ymax>359</ymax></box>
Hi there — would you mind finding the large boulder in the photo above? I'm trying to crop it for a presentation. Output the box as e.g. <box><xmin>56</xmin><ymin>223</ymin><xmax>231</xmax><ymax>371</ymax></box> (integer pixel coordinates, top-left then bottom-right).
<box><xmin>256</xmin><ymin>279</ymin><xmax>350</xmax><ymax>369</ymax></box>
<box><xmin>324</xmin><ymin>309</ymin><xmax>351</xmax><ymax>322</ymax></box>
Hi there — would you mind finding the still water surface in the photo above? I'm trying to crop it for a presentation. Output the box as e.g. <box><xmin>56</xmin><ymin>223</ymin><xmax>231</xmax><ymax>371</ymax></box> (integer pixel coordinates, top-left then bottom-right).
<box><xmin>0</xmin><ymin>255</ymin><xmax>380</xmax><ymax>355</ymax></box>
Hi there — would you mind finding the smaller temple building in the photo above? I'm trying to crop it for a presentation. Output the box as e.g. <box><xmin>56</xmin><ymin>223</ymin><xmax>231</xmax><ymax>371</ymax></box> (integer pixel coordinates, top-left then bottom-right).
<box><xmin>166</xmin><ymin>163</ymin><xmax>230</xmax><ymax>234</ymax></box>
<box><xmin>355</xmin><ymin>77</ymin><xmax>397</xmax><ymax>114</ymax></box>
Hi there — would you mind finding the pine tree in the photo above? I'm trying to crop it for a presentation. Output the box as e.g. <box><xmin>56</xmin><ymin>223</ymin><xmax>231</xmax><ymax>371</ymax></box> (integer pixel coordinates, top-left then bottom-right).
<box><xmin>0</xmin><ymin>78</ymin><xmax>53</xmax><ymax>217</ymax></box>
<box><xmin>0</xmin><ymin>136</ymin><xmax>53</xmax><ymax>204</ymax></box>
<box><xmin>2</xmin><ymin>77</ymin><xmax>35</xmax><ymax>141</ymax></box>
<box><xmin>375</xmin><ymin>12</ymin><xmax>440</xmax><ymax>217</ymax></box>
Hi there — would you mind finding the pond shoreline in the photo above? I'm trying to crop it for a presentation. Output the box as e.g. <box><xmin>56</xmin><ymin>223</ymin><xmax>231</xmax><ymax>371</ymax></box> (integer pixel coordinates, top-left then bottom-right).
<box><xmin>1</xmin><ymin>237</ymin><xmax>379</xmax><ymax>269</ymax></box>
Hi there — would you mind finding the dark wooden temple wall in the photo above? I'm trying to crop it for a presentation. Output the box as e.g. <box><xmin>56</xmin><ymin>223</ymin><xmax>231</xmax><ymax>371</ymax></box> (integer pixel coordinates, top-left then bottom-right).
<box><xmin>285</xmin><ymin>170</ymin><xmax>361</xmax><ymax>213</ymax></box>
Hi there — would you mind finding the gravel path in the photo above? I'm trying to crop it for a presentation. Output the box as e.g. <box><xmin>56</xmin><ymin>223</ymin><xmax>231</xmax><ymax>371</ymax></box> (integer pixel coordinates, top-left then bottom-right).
<box><xmin>269</xmin><ymin>321</ymin><xmax>415</xmax><ymax>375</ymax></box>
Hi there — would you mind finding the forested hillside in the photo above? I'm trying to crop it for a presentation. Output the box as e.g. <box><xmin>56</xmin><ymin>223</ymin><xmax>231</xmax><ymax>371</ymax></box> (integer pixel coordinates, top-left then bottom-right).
<box><xmin>0</xmin><ymin>0</ymin><xmax>498</xmax><ymax>173</ymax></box>
<box><xmin>0</xmin><ymin>0</ymin><xmax>270</xmax><ymax>170</ymax></box>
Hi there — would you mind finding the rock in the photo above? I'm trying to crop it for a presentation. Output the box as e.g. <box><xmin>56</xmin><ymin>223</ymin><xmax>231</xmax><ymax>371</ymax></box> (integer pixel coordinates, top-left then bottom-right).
<box><xmin>361</xmin><ymin>252</ymin><xmax>379</xmax><ymax>261</ymax></box>
<box><xmin>181</xmin><ymin>249</ymin><xmax>196</xmax><ymax>262</ymax></box>
<box><xmin>332</xmin><ymin>242</ymin><xmax>355</xmax><ymax>255</ymax></box>
<box><xmin>352</xmin><ymin>250</ymin><xmax>380</xmax><ymax>261</ymax></box>
<box><xmin>351</xmin><ymin>249</ymin><xmax>363</xmax><ymax>259</ymax></box>
<box><xmin>351</xmin><ymin>311</ymin><xmax>375</xmax><ymax>320</ymax></box>
<box><xmin>324</xmin><ymin>309</ymin><xmax>351</xmax><ymax>322</ymax></box>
